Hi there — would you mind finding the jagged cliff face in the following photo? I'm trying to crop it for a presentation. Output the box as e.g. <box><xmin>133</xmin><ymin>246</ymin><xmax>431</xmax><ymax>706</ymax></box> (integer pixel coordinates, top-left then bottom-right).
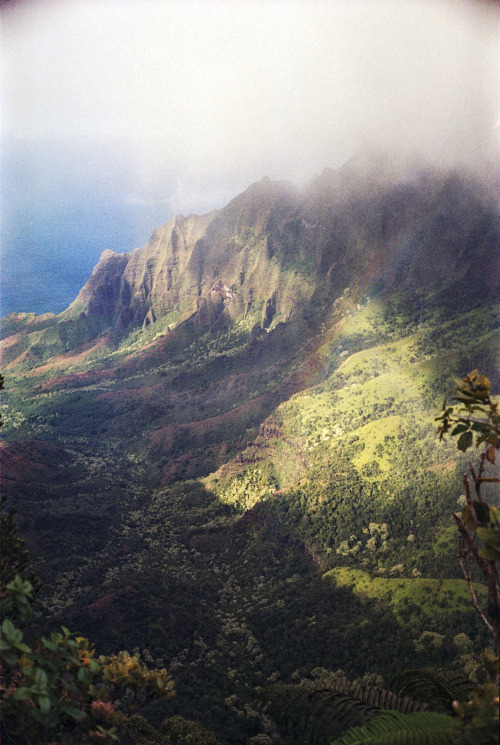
<box><xmin>63</xmin><ymin>177</ymin><xmax>307</xmax><ymax>340</ymax></box>
<box><xmin>36</xmin><ymin>164</ymin><xmax>496</xmax><ymax>356</ymax></box>
<box><xmin>2</xmin><ymin>159</ymin><xmax>498</xmax><ymax>489</ymax></box>
<box><xmin>67</xmin><ymin>211</ymin><xmax>216</xmax><ymax>331</ymax></box>
<box><xmin>1</xmin><ymin>160</ymin><xmax>498</xmax><ymax>375</ymax></box>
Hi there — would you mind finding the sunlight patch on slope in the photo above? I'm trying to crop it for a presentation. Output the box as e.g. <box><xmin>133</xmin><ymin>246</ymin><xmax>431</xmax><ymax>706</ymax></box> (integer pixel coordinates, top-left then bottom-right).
<box><xmin>350</xmin><ymin>415</ymin><xmax>404</xmax><ymax>473</ymax></box>
<box><xmin>323</xmin><ymin>567</ymin><xmax>486</xmax><ymax>625</ymax></box>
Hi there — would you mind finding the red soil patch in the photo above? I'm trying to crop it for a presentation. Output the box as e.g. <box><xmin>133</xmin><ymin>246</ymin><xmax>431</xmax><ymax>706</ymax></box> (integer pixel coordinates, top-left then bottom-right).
<box><xmin>96</xmin><ymin>384</ymin><xmax>159</xmax><ymax>403</ymax></box>
<box><xmin>28</xmin><ymin>335</ymin><xmax>114</xmax><ymax>377</ymax></box>
<box><xmin>0</xmin><ymin>439</ymin><xmax>69</xmax><ymax>498</ymax></box>
<box><xmin>64</xmin><ymin>586</ymin><xmax>138</xmax><ymax>622</ymax></box>
<box><xmin>84</xmin><ymin>586</ymin><xmax>137</xmax><ymax>618</ymax></box>
<box><xmin>428</xmin><ymin>460</ymin><xmax>456</xmax><ymax>475</ymax></box>
<box><xmin>149</xmin><ymin>392</ymin><xmax>270</xmax><ymax>451</ymax></box>
<box><xmin>38</xmin><ymin>366</ymin><xmax>118</xmax><ymax>392</ymax></box>
<box><xmin>149</xmin><ymin>424</ymin><xmax>177</xmax><ymax>451</ymax></box>
<box><xmin>0</xmin><ymin>331</ymin><xmax>25</xmax><ymax>350</ymax></box>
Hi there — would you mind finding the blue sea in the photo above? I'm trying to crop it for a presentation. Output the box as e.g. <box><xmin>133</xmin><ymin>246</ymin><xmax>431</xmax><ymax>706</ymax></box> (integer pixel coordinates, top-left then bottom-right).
<box><xmin>1</xmin><ymin>205</ymin><xmax>144</xmax><ymax>317</ymax></box>
<box><xmin>0</xmin><ymin>138</ymin><xmax>177</xmax><ymax>317</ymax></box>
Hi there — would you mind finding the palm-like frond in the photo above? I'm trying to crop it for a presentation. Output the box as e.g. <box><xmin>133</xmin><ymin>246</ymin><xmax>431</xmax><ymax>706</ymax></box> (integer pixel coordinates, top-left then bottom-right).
<box><xmin>261</xmin><ymin>677</ymin><xmax>429</xmax><ymax>745</ymax></box>
<box><xmin>334</xmin><ymin>679</ymin><xmax>429</xmax><ymax>713</ymax></box>
<box><xmin>392</xmin><ymin>668</ymin><xmax>475</xmax><ymax>713</ymax></box>
<box><xmin>330</xmin><ymin>710</ymin><xmax>457</xmax><ymax>745</ymax></box>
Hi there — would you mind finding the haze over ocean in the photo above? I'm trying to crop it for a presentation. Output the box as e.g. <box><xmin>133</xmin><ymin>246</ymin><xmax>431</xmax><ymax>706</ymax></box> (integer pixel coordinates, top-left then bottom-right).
<box><xmin>0</xmin><ymin>137</ymin><xmax>254</xmax><ymax>316</ymax></box>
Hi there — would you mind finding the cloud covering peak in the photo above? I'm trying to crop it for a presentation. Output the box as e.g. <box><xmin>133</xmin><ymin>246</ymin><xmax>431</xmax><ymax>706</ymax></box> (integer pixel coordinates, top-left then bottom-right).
<box><xmin>2</xmin><ymin>0</ymin><xmax>498</xmax><ymax>188</ymax></box>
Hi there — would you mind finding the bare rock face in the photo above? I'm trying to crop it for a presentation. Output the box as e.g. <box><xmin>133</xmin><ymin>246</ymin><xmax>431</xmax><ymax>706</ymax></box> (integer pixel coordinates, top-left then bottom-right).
<box><xmin>63</xmin><ymin>178</ymin><xmax>303</xmax><ymax>339</ymax></box>
<box><xmin>66</xmin><ymin>212</ymin><xmax>216</xmax><ymax>331</ymax></box>
<box><xmin>74</xmin><ymin>249</ymin><xmax>131</xmax><ymax>317</ymax></box>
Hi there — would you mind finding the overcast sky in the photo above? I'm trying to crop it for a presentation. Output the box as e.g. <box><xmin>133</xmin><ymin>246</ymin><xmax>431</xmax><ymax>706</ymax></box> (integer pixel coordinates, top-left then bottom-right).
<box><xmin>2</xmin><ymin>0</ymin><xmax>499</xmax><ymax>196</ymax></box>
<box><xmin>1</xmin><ymin>0</ymin><xmax>499</xmax><ymax>314</ymax></box>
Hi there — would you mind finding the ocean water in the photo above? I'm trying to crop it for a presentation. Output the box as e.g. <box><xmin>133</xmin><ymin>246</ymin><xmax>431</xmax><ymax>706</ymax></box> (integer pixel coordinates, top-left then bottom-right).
<box><xmin>0</xmin><ymin>200</ymin><xmax>175</xmax><ymax>317</ymax></box>
<box><xmin>0</xmin><ymin>138</ymin><xmax>176</xmax><ymax>318</ymax></box>
<box><xmin>2</xmin><ymin>221</ymin><xmax>130</xmax><ymax>317</ymax></box>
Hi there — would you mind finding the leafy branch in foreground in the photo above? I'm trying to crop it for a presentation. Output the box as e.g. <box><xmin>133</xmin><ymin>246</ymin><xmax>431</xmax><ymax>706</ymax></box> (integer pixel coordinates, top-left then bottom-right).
<box><xmin>0</xmin><ymin>575</ymin><xmax>174</xmax><ymax>745</ymax></box>
<box><xmin>436</xmin><ymin>369</ymin><xmax>500</xmax><ymax>654</ymax></box>
<box><xmin>0</xmin><ymin>495</ymin><xmax>43</xmax><ymax>603</ymax></box>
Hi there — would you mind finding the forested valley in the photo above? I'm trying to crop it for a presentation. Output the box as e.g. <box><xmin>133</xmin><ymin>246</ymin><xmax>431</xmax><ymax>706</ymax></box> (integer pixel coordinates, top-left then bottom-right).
<box><xmin>1</xmin><ymin>159</ymin><xmax>499</xmax><ymax>744</ymax></box>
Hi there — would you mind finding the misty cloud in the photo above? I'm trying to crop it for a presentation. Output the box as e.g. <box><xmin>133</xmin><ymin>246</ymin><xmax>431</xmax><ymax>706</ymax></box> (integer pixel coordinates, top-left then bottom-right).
<box><xmin>2</xmin><ymin>0</ymin><xmax>498</xmax><ymax>185</ymax></box>
<box><xmin>1</xmin><ymin>0</ymin><xmax>498</xmax><ymax>315</ymax></box>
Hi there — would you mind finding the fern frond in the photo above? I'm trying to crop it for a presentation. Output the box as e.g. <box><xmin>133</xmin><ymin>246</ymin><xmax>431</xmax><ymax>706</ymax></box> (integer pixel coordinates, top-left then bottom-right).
<box><xmin>330</xmin><ymin>710</ymin><xmax>457</xmax><ymax>745</ymax></box>
<box><xmin>261</xmin><ymin>677</ymin><xmax>428</xmax><ymax>745</ymax></box>
<box><xmin>262</xmin><ymin>683</ymin><xmax>378</xmax><ymax>744</ymax></box>
<box><xmin>338</xmin><ymin>680</ymin><xmax>428</xmax><ymax>714</ymax></box>
<box><xmin>392</xmin><ymin>668</ymin><xmax>474</xmax><ymax>713</ymax></box>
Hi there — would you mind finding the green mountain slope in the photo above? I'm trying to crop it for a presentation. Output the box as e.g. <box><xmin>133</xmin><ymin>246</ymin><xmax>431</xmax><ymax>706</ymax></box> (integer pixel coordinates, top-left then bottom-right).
<box><xmin>0</xmin><ymin>159</ymin><xmax>499</xmax><ymax>743</ymax></box>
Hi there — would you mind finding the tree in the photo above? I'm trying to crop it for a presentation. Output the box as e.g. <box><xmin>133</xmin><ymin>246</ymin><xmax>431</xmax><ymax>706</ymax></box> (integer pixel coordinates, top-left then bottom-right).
<box><xmin>436</xmin><ymin>370</ymin><xmax>500</xmax><ymax>654</ymax></box>
<box><xmin>0</xmin><ymin>495</ymin><xmax>42</xmax><ymax>599</ymax></box>
<box><xmin>0</xmin><ymin>575</ymin><xmax>174</xmax><ymax>744</ymax></box>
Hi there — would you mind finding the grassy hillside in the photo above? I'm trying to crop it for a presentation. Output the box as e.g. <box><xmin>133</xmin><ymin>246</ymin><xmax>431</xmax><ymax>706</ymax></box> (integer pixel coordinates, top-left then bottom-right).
<box><xmin>323</xmin><ymin>567</ymin><xmax>486</xmax><ymax>630</ymax></box>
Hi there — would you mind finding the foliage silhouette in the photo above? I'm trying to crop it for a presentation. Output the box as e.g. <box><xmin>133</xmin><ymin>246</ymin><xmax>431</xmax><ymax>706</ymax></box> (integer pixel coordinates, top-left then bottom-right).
<box><xmin>329</xmin><ymin>710</ymin><xmax>457</xmax><ymax>745</ymax></box>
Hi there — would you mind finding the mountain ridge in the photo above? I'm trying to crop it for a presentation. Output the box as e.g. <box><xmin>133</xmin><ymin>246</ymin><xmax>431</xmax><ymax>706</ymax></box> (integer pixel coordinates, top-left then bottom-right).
<box><xmin>2</xmin><ymin>161</ymin><xmax>498</xmax><ymax>370</ymax></box>
<box><xmin>1</xmin><ymin>157</ymin><xmax>500</xmax><ymax>743</ymax></box>
<box><xmin>2</xmin><ymin>160</ymin><xmax>499</xmax><ymax>492</ymax></box>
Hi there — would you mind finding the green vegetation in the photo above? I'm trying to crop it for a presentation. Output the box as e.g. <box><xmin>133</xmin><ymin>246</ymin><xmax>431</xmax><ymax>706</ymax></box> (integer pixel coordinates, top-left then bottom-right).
<box><xmin>330</xmin><ymin>711</ymin><xmax>457</xmax><ymax>745</ymax></box>
<box><xmin>0</xmin><ymin>480</ymin><xmax>223</xmax><ymax>745</ymax></box>
<box><xmin>0</xmin><ymin>377</ymin><xmax>176</xmax><ymax>745</ymax></box>
<box><xmin>259</xmin><ymin>371</ymin><xmax>499</xmax><ymax>745</ymax></box>
<box><xmin>1</xmin><ymin>166</ymin><xmax>499</xmax><ymax>743</ymax></box>
<box><xmin>2</xmin><ymin>303</ymin><xmax>498</xmax><ymax>742</ymax></box>
<box><xmin>436</xmin><ymin>370</ymin><xmax>500</xmax><ymax>653</ymax></box>
<box><xmin>323</xmin><ymin>568</ymin><xmax>486</xmax><ymax>628</ymax></box>
<box><xmin>1</xmin><ymin>578</ymin><xmax>174</xmax><ymax>744</ymax></box>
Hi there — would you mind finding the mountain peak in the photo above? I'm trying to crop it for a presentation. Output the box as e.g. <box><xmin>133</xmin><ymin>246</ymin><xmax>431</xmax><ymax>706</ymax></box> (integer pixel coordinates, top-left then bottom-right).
<box><xmin>3</xmin><ymin>163</ymin><xmax>497</xmax><ymax>365</ymax></box>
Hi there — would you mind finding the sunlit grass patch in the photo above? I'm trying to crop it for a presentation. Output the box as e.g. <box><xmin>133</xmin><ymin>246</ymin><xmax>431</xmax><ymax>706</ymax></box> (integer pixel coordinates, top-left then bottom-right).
<box><xmin>350</xmin><ymin>415</ymin><xmax>404</xmax><ymax>472</ymax></box>
<box><xmin>323</xmin><ymin>567</ymin><xmax>486</xmax><ymax>624</ymax></box>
